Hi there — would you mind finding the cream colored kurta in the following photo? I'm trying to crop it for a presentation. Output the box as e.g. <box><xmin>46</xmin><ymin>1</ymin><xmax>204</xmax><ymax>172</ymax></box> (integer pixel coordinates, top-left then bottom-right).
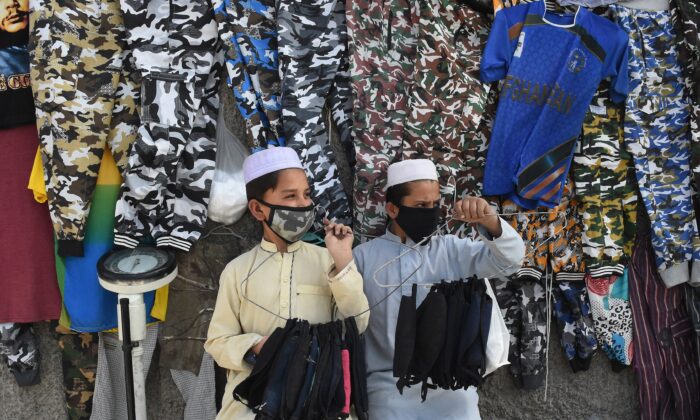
<box><xmin>204</xmin><ymin>239</ymin><xmax>370</xmax><ymax>420</ymax></box>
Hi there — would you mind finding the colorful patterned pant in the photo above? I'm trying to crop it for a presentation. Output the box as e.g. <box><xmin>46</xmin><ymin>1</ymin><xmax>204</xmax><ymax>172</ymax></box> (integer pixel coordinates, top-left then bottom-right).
<box><xmin>611</xmin><ymin>4</ymin><xmax>700</xmax><ymax>287</ymax></box>
<box><xmin>586</xmin><ymin>271</ymin><xmax>634</xmax><ymax>367</ymax></box>
<box><xmin>348</xmin><ymin>0</ymin><xmax>418</xmax><ymax>241</ymax></box>
<box><xmin>113</xmin><ymin>0</ymin><xmax>222</xmax><ymax>252</ymax></box>
<box><xmin>572</xmin><ymin>82</ymin><xmax>637</xmax><ymax>278</ymax></box>
<box><xmin>29</xmin><ymin>0</ymin><xmax>139</xmax><ymax>257</ymax></box>
<box><xmin>401</xmin><ymin>0</ymin><xmax>494</xmax><ymax>238</ymax></box>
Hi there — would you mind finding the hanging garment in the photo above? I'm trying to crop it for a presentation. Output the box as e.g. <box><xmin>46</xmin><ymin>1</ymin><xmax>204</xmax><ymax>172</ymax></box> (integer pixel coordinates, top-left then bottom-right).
<box><xmin>669</xmin><ymin>0</ymin><xmax>700</xmax><ymax>194</ymax></box>
<box><xmin>28</xmin><ymin>148</ymin><xmax>168</xmax><ymax>332</ymax></box>
<box><xmin>0</xmin><ymin>0</ymin><xmax>33</xmax><ymax>129</ymax></box>
<box><xmin>492</xmin><ymin>276</ymin><xmax>548</xmax><ymax>389</ymax></box>
<box><xmin>29</xmin><ymin>0</ymin><xmax>139</xmax><ymax>257</ymax></box>
<box><xmin>572</xmin><ymin>82</ymin><xmax>637</xmax><ymax>278</ymax></box>
<box><xmin>353</xmin><ymin>218</ymin><xmax>520</xmax><ymax>418</ymax></box>
<box><xmin>347</xmin><ymin>0</ymin><xmax>419</xmax><ymax>241</ymax></box>
<box><xmin>204</xmin><ymin>238</ymin><xmax>369</xmax><ymax>419</ymax></box>
<box><xmin>551</xmin><ymin>281</ymin><xmax>598</xmax><ymax>373</ymax></box>
<box><xmin>0</xmin><ymin>125</ymin><xmax>60</xmax><ymax>323</ymax></box>
<box><xmin>57</xmin><ymin>331</ymin><xmax>99</xmax><ymax>420</ymax></box>
<box><xmin>610</xmin><ymin>4</ymin><xmax>700</xmax><ymax>287</ymax></box>
<box><xmin>586</xmin><ymin>271</ymin><xmax>634</xmax><ymax>367</ymax></box>
<box><xmin>90</xmin><ymin>325</ymin><xmax>159</xmax><ymax>420</ymax></box>
<box><xmin>170</xmin><ymin>352</ymin><xmax>218</xmax><ymax>420</ymax></box>
<box><xmin>401</xmin><ymin>0</ymin><xmax>494</xmax><ymax>238</ymax></box>
<box><xmin>685</xmin><ymin>285</ymin><xmax>700</xmax><ymax>366</ymax></box>
<box><xmin>480</xmin><ymin>0</ymin><xmax>630</xmax><ymax>209</ymax></box>
<box><xmin>113</xmin><ymin>0</ymin><xmax>222</xmax><ymax>252</ymax></box>
<box><xmin>276</xmin><ymin>0</ymin><xmax>353</xmax><ymax>227</ymax></box>
<box><xmin>213</xmin><ymin>0</ymin><xmax>283</xmax><ymax>150</ymax></box>
<box><xmin>0</xmin><ymin>323</ymin><xmax>40</xmax><ymax>387</ymax></box>
<box><xmin>501</xmin><ymin>180</ymin><xmax>586</xmax><ymax>282</ymax></box>
<box><xmin>628</xmin><ymin>221</ymin><xmax>700</xmax><ymax>420</ymax></box>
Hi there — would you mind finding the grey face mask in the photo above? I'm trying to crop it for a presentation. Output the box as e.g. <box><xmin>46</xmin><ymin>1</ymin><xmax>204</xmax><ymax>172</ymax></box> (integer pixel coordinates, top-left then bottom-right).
<box><xmin>258</xmin><ymin>199</ymin><xmax>315</xmax><ymax>244</ymax></box>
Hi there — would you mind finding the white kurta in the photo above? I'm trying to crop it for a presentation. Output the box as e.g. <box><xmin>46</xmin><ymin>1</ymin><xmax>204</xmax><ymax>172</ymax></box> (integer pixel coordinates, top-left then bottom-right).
<box><xmin>353</xmin><ymin>218</ymin><xmax>525</xmax><ymax>420</ymax></box>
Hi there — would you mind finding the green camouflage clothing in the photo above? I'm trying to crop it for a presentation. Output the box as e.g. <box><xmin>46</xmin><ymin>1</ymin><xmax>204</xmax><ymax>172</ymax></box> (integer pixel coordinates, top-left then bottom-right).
<box><xmin>572</xmin><ymin>82</ymin><xmax>637</xmax><ymax>278</ymax></box>
<box><xmin>402</xmin><ymin>0</ymin><xmax>493</xmax><ymax>238</ymax></box>
<box><xmin>57</xmin><ymin>332</ymin><xmax>99</xmax><ymax>420</ymax></box>
<box><xmin>348</xmin><ymin>0</ymin><xmax>419</xmax><ymax>241</ymax></box>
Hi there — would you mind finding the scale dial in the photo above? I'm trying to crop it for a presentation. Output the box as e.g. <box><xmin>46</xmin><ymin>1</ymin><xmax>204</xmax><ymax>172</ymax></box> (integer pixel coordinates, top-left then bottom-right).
<box><xmin>98</xmin><ymin>247</ymin><xmax>176</xmax><ymax>282</ymax></box>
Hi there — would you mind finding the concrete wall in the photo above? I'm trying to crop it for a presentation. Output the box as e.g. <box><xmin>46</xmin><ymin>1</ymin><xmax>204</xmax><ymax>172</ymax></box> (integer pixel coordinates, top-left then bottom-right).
<box><xmin>0</xmin><ymin>76</ymin><xmax>640</xmax><ymax>420</ymax></box>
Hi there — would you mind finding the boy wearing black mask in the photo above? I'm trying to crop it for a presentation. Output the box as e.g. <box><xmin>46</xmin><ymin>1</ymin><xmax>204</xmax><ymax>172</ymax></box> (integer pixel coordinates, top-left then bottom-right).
<box><xmin>353</xmin><ymin>159</ymin><xmax>525</xmax><ymax>419</ymax></box>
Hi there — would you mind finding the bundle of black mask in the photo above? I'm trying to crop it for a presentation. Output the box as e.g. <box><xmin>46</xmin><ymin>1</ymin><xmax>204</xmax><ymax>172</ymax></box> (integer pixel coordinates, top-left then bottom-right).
<box><xmin>233</xmin><ymin>317</ymin><xmax>368</xmax><ymax>420</ymax></box>
<box><xmin>393</xmin><ymin>277</ymin><xmax>493</xmax><ymax>401</ymax></box>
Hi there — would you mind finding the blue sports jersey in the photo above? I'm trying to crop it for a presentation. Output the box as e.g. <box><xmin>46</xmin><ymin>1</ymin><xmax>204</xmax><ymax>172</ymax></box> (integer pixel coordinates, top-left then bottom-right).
<box><xmin>480</xmin><ymin>1</ymin><xmax>629</xmax><ymax>209</ymax></box>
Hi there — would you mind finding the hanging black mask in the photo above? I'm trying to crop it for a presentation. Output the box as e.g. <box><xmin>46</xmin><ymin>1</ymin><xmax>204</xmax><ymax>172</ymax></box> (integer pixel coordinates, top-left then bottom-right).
<box><xmin>394</xmin><ymin>205</ymin><xmax>441</xmax><ymax>244</ymax></box>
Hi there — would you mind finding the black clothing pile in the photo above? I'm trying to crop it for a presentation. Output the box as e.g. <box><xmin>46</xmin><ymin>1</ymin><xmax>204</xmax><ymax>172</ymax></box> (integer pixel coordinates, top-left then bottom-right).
<box><xmin>233</xmin><ymin>317</ymin><xmax>368</xmax><ymax>420</ymax></box>
<box><xmin>393</xmin><ymin>278</ymin><xmax>493</xmax><ymax>401</ymax></box>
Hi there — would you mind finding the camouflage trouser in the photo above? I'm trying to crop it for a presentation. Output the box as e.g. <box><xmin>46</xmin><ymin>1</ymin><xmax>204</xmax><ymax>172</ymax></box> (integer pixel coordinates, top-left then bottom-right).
<box><xmin>0</xmin><ymin>323</ymin><xmax>40</xmax><ymax>387</ymax></box>
<box><xmin>492</xmin><ymin>276</ymin><xmax>548</xmax><ymax>390</ymax></box>
<box><xmin>29</xmin><ymin>0</ymin><xmax>139</xmax><ymax>257</ymax></box>
<box><xmin>276</xmin><ymin>0</ymin><xmax>353</xmax><ymax>226</ymax></box>
<box><xmin>572</xmin><ymin>83</ymin><xmax>637</xmax><ymax>278</ymax></box>
<box><xmin>401</xmin><ymin>0</ymin><xmax>493</xmax><ymax>238</ymax></box>
<box><xmin>57</xmin><ymin>332</ymin><xmax>99</xmax><ymax>420</ymax></box>
<box><xmin>113</xmin><ymin>0</ymin><xmax>222</xmax><ymax>252</ymax></box>
<box><xmin>611</xmin><ymin>5</ymin><xmax>700</xmax><ymax>287</ymax></box>
<box><xmin>586</xmin><ymin>271</ymin><xmax>634</xmax><ymax>366</ymax></box>
<box><xmin>552</xmin><ymin>281</ymin><xmax>598</xmax><ymax>373</ymax></box>
<box><xmin>501</xmin><ymin>180</ymin><xmax>586</xmax><ymax>282</ymax></box>
<box><xmin>213</xmin><ymin>0</ymin><xmax>283</xmax><ymax>150</ymax></box>
<box><xmin>670</xmin><ymin>0</ymin><xmax>700</xmax><ymax>190</ymax></box>
<box><xmin>348</xmin><ymin>0</ymin><xmax>419</xmax><ymax>241</ymax></box>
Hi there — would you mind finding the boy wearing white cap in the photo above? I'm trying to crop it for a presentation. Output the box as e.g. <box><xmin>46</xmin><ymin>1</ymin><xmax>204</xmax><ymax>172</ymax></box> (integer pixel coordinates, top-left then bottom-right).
<box><xmin>352</xmin><ymin>159</ymin><xmax>525</xmax><ymax>419</ymax></box>
<box><xmin>205</xmin><ymin>147</ymin><xmax>369</xmax><ymax>419</ymax></box>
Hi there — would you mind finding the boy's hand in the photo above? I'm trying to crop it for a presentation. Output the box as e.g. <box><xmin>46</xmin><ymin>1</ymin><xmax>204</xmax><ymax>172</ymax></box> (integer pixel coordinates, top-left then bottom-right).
<box><xmin>453</xmin><ymin>197</ymin><xmax>502</xmax><ymax>238</ymax></box>
<box><xmin>252</xmin><ymin>336</ymin><xmax>268</xmax><ymax>355</ymax></box>
<box><xmin>324</xmin><ymin>218</ymin><xmax>353</xmax><ymax>272</ymax></box>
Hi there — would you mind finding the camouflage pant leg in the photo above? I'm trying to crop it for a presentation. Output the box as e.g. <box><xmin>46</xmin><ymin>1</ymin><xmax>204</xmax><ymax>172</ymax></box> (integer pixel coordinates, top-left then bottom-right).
<box><xmin>491</xmin><ymin>277</ymin><xmax>524</xmax><ymax>387</ymax></box>
<box><xmin>349</xmin><ymin>0</ymin><xmax>418</xmax><ymax>241</ymax></box>
<box><xmin>551</xmin><ymin>281</ymin><xmax>598</xmax><ymax>372</ymax></box>
<box><xmin>573</xmin><ymin>83</ymin><xmax>637</xmax><ymax>277</ymax></box>
<box><xmin>402</xmin><ymin>0</ymin><xmax>491</xmax><ymax>238</ymax></box>
<box><xmin>501</xmin><ymin>199</ymin><xmax>548</xmax><ymax>282</ymax></box>
<box><xmin>549</xmin><ymin>188</ymin><xmax>586</xmax><ymax>282</ymax></box>
<box><xmin>0</xmin><ymin>323</ymin><xmax>40</xmax><ymax>387</ymax></box>
<box><xmin>29</xmin><ymin>0</ymin><xmax>126</xmax><ymax>257</ymax></box>
<box><xmin>153</xmin><ymin>50</ymin><xmax>223</xmax><ymax>250</ymax></box>
<box><xmin>611</xmin><ymin>5</ymin><xmax>700</xmax><ymax>287</ymax></box>
<box><xmin>670</xmin><ymin>0</ymin><xmax>700</xmax><ymax>192</ymax></box>
<box><xmin>57</xmin><ymin>332</ymin><xmax>99</xmax><ymax>420</ymax></box>
<box><xmin>213</xmin><ymin>0</ymin><xmax>282</xmax><ymax>149</ymax></box>
<box><xmin>114</xmin><ymin>0</ymin><xmax>219</xmax><ymax>251</ymax></box>
<box><xmin>586</xmin><ymin>271</ymin><xmax>634</xmax><ymax>366</ymax></box>
<box><xmin>519</xmin><ymin>277</ymin><xmax>548</xmax><ymax>390</ymax></box>
<box><xmin>276</xmin><ymin>0</ymin><xmax>351</xmax><ymax>226</ymax></box>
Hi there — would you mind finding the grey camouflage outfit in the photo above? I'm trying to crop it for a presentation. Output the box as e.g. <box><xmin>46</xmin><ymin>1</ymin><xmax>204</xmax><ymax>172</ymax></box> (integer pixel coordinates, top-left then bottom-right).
<box><xmin>0</xmin><ymin>323</ymin><xmax>40</xmax><ymax>387</ymax></box>
<box><xmin>276</xmin><ymin>0</ymin><xmax>353</xmax><ymax>227</ymax></box>
<box><xmin>113</xmin><ymin>0</ymin><xmax>223</xmax><ymax>252</ymax></box>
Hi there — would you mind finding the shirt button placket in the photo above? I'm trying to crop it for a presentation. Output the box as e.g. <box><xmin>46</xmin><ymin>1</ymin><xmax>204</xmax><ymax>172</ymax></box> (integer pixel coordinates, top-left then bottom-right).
<box><xmin>280</xmin><ymin>253</ymin><xmax>290</xmax><ymax>317</ymax></box>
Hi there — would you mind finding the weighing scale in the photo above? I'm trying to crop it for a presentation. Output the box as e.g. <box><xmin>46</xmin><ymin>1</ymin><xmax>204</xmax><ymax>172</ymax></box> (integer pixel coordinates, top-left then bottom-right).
<box><xmin>97</xmin><ymin>247</ymin><xmax>177</xmax><ymax>420</ymax></box>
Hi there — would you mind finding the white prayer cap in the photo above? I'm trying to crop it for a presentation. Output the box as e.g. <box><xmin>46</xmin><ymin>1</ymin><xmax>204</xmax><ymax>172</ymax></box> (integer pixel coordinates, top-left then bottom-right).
<box><xmin>386</xmin><ymin>159</ymin><xmax>438</xmax><ymax>188</ymax></box>
<box><xmin>243</xmin><ymin>147</ymin><xmax>303</xmax><ymax>184</ymax></box>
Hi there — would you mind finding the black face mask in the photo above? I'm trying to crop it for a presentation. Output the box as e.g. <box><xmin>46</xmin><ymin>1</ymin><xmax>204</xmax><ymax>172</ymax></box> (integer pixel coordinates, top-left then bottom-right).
<box><xmin>395</xmin><ymin>205</ymin><xmax>441</xmax><ymax>244</ymax></box>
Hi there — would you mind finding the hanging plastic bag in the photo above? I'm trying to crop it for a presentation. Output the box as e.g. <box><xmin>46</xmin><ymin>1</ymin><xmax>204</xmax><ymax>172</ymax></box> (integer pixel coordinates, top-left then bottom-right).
<box><xmin>208</xmin><ymin>111</ymin><xmax>250</xmax><ymax>225</ymax></box>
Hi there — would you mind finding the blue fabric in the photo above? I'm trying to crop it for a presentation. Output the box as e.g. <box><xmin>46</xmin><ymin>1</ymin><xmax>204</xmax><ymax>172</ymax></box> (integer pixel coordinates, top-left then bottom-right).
<box><xmin>480</xmin><ymin>0</ymin><xmax>629</xmax><ymax>209</ymax></box>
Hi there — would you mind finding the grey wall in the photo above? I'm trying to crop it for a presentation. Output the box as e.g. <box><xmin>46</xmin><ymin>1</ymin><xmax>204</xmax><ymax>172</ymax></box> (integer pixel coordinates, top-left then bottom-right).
<box><xmin>0</xmin><ymin>77</ymin><xmax>640</xmax><ymax>420</ymax></box>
